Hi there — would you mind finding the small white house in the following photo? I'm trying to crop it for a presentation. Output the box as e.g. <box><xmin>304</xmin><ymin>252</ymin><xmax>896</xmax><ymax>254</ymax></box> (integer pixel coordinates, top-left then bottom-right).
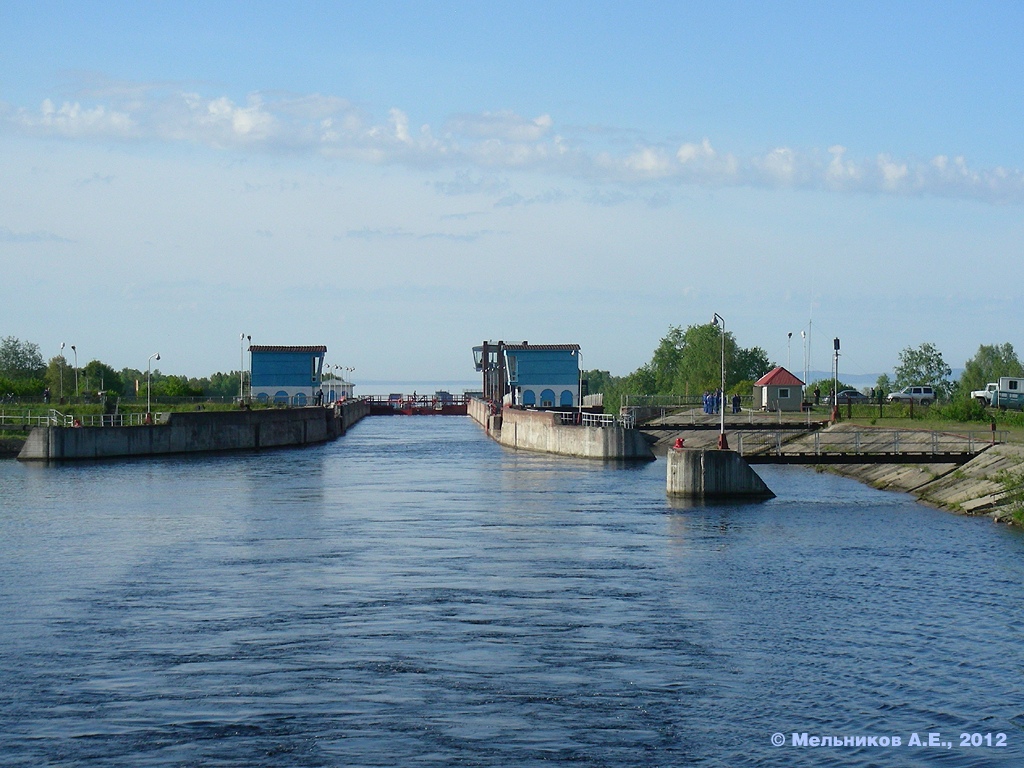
<box><xmin>753</xmin><ymin>367</ymin><xmax>804</xmax><ymax>411</ymax></box>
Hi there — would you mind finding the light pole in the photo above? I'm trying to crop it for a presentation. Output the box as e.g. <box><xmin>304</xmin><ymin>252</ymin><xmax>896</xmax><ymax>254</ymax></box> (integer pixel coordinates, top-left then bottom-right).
<box><xmin>239</xmin><ymin>333</ymin><xmax>246</xmax><ymax>402</ymax></box>
<box><xmin>59</xmin><ymin>342</ymin><xmax>65</xmax><ymax>401</ymax></box>
<box><xmin>70</xmin><ymin>345</ymin><xmax>78</xmax><ymax>399</ymax></box>
<box><xmin>801</xmin><ymin>330</ymin><xmax>807</xmax><ymax>398</ymax></box>
<box><xmin>832</xmin><ymin>338</ymin><xmax>840</xmax><ymax>422</ymax></box>
<box><xmin>575</xmin><ymin>349</ymin><xmax>584</xmax><ymax>422</ymax></box>
<box><xmin>147</xmin><ymin>353</ymin><xmax>160</xmax><ymax>416</ymax></box>
<box><xmin>711</xmin><ymin>313</ymin><xmax>728</xmax><ymax>449</ymax></box>
<box><xmin>787</xmin><ymin>332</ymin><xmax>793</xmax><ymax>371</ymax></box>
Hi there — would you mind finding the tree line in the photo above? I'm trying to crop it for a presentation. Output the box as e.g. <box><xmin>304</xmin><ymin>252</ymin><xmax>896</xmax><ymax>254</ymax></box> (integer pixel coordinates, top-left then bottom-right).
<box><xmin>586</xmin><ymin>323</ymin><xmax>774</xmax><ymax>413</ymax></box>
<box><xmin>0</xmin><ymin>336</ymin><xmax>244</xmax><ymax>401</ymax></box>
<box><xmin>581</xmin><ymin>325</ymin><xmax>1024</xmax><ymax>414</ymax></box>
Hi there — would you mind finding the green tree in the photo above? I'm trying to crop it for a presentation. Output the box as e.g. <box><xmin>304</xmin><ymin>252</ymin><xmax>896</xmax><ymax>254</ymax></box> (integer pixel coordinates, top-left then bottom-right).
<box><xmin>206</xmin><ymin>371</ymin><xmax>243</xmax><ymax>399</ymax></box>
<box><xmin>0</xmin><ymin>336</ymin><xmax>45</xmax><ymax>380</ymax></box>
<box><xmin>649</xmin><ymin>326</ymin><xmax>686</xmax><ymax>393</ymax></box>
<box><xmin>875</xmin><ymin>373</ymin><xmax>893</xmax><ymax>398</ymax></box>
<box><xmin>894</xmin><ymin>342</ymin><xmax>953</xmax><ymax>400</ymax></box>
<box><xmin>733</xmin><ymin>345</ymin><xmax>772</xmax><ymax>383</ymax></box>
<box><xmin>45</xmin><ymin>355</ymin><xmax>75</xmax><ymax>400</ymax></box>
<box><xmin>959</xmin><ymin>343</ymin><xmax>1024</xmax><ymax>397</ymax></box>
<box><xmin>581</xmin><ymin>369</ymin><xmax>616</xmax><ymax>396</ymax></box>
<box><xmin>120</xmin><ymin>367</ymin><xmax>144</xmax><ymax>397</ymax></box>
<box><xmin>83</xmin><ymin>360</ymin><xmax>124</xmax><ymax>395</ymax></box>
<box><xmin>676</xmin><ymin>323</ymin><xmax>731</xmax><ymax>394</ymax></box>
<box><xmin>159</xmin><ymin>375</ymin><xmax>204</xmax><ymax>398</ymax></box>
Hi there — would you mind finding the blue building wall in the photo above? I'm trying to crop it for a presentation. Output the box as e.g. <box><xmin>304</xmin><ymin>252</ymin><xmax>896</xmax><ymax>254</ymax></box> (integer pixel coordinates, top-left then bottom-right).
<box><xmin>505</xmin><ymin>346</ymin><xmax>579</xmax><ymax>408</ymax></box>
<box><xmin>250</xmin><ymin>347</ymin><xmax>325</xmax><ymax>404</ymax></box>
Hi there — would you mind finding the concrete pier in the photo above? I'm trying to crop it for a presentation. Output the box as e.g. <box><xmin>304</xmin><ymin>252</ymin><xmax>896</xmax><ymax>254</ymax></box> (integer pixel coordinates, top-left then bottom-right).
<box><xmin>18</xmin><ymin>400</ymin><xmax>369</xmax><ymax>462</ymax></box>
<box><xmin>468</xmin><ymin>398</ymin><xmax>654</xmax><ymax>460</ymax></box>
<box><xmin>666</xmin><ymin>448</ymin><xmax>775</xmax><ymax>498</ymax></box>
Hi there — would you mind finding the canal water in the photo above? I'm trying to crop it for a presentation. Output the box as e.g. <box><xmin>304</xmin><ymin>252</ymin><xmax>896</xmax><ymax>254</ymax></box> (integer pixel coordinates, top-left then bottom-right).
<box><xmin>1</xmin><ymin>416</ymin><xmax>1022</xmax><ymax>767</ymax></box>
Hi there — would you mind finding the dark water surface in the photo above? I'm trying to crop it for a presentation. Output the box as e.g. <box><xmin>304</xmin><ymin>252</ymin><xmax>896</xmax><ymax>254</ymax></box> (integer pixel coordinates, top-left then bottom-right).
<box><xmin>1</xmin><ymin>416</ymin><xmax>1022</xmax><ymax>766</ymax></box>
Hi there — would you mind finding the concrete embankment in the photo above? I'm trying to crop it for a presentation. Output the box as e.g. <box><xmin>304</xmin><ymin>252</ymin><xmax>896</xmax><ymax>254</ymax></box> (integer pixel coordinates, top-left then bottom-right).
<box><xmin>816</xmin><ymin>425</ymin><xmax>1024</xmax><ymax>524</ymax></box>
<box><xmin>468</xmin><ymin>398</ymin><xmax>654</xmax><ymax>460</ymax></box>
<box><xmin>641</xmin><ymin>411</ymin><xmax>1024</xmax><ymax>521</ymax></box>
<box><xmin>18</xmin><ymin>400</ymin><xmax>369</xmax><ymax>462</ymax></box>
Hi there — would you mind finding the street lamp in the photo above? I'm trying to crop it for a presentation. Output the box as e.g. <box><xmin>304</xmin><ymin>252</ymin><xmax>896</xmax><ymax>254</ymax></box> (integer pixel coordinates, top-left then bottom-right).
<box><xmin>239</xmin><ymin>332</ymin><xmax>246</xmax><ymax>402</ymax></box>
<box><xmin>711</xmin><ymin>313</ymin><xmax>728</xmax><ymax>449</ymax></box>
<box><xmin>59</xmin><ymin>342</ymin><xmax>65</xmax><ymax>400</ymax></box>
<box><xmin>70</xmin><ymin>345</ymin><xmax>78</xmax><ymax>398</ymax></box>
<box><xmin>575</xmin><ymin>349</ymin><xmax>584</xmax><ymax>422</ymax></box>
<box><xmin>147</xmin><ymin>353</ymin><xmax>160</xmax><ymax>416</ymax></box>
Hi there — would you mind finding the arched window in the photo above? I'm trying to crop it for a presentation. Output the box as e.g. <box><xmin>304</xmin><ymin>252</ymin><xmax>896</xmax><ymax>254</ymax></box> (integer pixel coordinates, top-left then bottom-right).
<box><xmin>522</xmin><ymin>389</ymin><xmax>536</xmax><ymax>406</ymax></box>
<box><xmin>560</xmin><ymin>389</ymin><xmax>574</xmax><ymax>407</ymax></box>
<box><xmin>274</xmin><ymin>390</ymin><xmax>289</xmax><ymax>404</ymax></box>
<box><xmin>294</xmin><ymin>392</ymin><xmax>308</xmax><ymax>406</ymax></box>
<box><xmin>540</xmin><ymin>389</ymin><xmax>556</xmax><ymax>407</ymax></box>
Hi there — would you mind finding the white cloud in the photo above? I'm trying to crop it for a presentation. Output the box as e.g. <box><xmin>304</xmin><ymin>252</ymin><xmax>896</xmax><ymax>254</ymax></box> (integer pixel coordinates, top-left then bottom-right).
<box><xmin>447</xmin><ymin>111</ymin><xmax>553</xmax><ymax>142</ymax></box>
<box><xmin>3</xmin><ymin>84</ymin><xmax>1024</xmax><ymax>204</ymax></box>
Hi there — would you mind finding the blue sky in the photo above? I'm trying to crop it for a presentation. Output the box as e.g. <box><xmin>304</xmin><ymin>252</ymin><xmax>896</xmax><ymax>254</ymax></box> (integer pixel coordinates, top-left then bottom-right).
<box><xmin>2</xmin><ymin>2</ymin><xmax>1023</xmax><ymax>384</ymax></box>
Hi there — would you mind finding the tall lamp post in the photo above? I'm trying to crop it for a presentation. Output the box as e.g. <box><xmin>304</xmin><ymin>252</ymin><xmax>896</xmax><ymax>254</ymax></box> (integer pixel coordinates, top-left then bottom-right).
<box><xmin>147</xmin><ymin>352</ymin><xmax>161</xmax><ymax>416</ymax></box>
<box><xmin>239</xmin><ymin>333</ymin><xmax>246</xmax><ymax>402</ymax></box>
<box><xmin>59</xmin><ymin>342</ymin><xmax>65</xmax><ymax>401</ymax></box>
<box><xmin>70</xmin><ymin>345</ymin><xmax>78</xmax><ymax>399</ymax></box>
<box><xmin>575</xmin><ymin>349</ymin><xmax>584</xmax><ymax>423</ymax></box>
<box><xmin>711</xmin><ymin>313</ymin><xmax>728</xmax><ymax>449</ymax></box>
<box><xmin>832</xmin><ymin>338</ymin><xmax>840</xmax><ymax>422</ymax></box>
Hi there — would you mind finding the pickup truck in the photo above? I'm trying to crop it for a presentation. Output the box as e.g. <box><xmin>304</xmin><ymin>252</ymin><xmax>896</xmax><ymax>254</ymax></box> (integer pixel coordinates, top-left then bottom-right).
<box><xmin>971</xmin><ymin>383</ymin><xmax>997</xmax><ymax>405</ymax></box>
<box><xmin>990</xmin><ymin>377</ymin><xmax>1024</xmax><ymax>411</ymax></box>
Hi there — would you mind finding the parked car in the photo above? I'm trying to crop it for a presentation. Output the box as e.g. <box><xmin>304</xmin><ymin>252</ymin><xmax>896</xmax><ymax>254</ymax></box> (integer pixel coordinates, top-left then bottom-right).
<box><xmin>887</xmin><ymin>386</ymin><xmax>936</xmax><ymax>405</ymax></box>
<box><xmin>826</xmin><ymin>389</ymin><xmax>870</xmax><ymax>405</ymax></box>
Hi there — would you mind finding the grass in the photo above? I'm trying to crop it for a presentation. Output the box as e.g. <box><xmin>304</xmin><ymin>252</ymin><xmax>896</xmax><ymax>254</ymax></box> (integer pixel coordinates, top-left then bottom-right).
<box><xmin>827</xmin><ymin>404</ymin><xmax>1024</xmax><ymax>444</ymax></box>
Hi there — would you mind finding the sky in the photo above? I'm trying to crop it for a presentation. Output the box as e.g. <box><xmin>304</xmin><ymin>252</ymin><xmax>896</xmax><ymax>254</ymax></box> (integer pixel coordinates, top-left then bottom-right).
<box><xmin>2</xmin><ymin>1</ymin><xmax>1023</xmax><ymax>385</ymax></box>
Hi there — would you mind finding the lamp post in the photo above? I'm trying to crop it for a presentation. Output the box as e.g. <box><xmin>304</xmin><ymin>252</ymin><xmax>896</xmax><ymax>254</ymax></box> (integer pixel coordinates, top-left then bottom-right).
<box><xmin>711</xmin><ymin>313</ymin><xmax>728</xmax><ymax>449</ymax></box>
<box><xmin>239</xmin><ymin>333</ymin><xmax>246</xmax><ymax>402</ymax></box>
<box><xmin>70</xmin><ymin>345</ymin><xmax>78</xmax><ymax>399</ymax></box>
<box><xmin>59</xmin><ymin>342</ymin><xmax>65</xmax><ymax>401</ymax></box>
<box><xmin>147</xmin><ymin>353</ymin><xmax>160</xmax><ymax>416</ymax></box>
<box><xmin>801</xmin><ymin>330</ymin><xmax>807</xmax><ymax>400</ymax></box>
<box><xmin>575</xmin><ymin>349</ymin><xmax>584</xmax><ymax>423</ymax></box>
<box><xmin>832</xmin><ymin>338</ymin><xmax>840</xmax><ymax>422</ymax></box>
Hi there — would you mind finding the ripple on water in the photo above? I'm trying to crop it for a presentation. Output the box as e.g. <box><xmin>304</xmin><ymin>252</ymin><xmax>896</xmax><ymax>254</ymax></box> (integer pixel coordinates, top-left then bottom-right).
<box><xmin>1</xmin><ymin>418</ymin><xmax>1023</xmax><ymax>766</ymax></box>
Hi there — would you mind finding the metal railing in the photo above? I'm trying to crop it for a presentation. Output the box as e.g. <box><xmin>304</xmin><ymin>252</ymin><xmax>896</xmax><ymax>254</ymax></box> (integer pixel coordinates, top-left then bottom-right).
<box><xmin>0</xmin><ymin>409</ymin><xmax>162</xmax><ymax>428</ymax></box>
<box><xmin>0</xmin><ymin>410</ymin><xmax>58</xmax><ymax>428</ymax></box>
<box><xmin>555</xmin><ymin>411</ymin><xmax>636</xmax><ymax>429</ymax></box>
<box><xmin>736</xmin><ymin>430</ymin><xmax>1007</xmax><ymax>457</ymax></box>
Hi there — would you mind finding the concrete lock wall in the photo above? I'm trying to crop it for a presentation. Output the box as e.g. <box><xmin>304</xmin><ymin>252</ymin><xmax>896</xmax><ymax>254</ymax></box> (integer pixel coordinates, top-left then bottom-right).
<box><xmin>494</xmin><ymin>407</ymin><xmax>653</xmax><ymax>460</ymax></box>
<box><xmin>18</xmin><ymin>400</ymin><xmax>369</xmax><ymax>462</ymax></box>
<box><xmin>666</xmin><ymin>448</ymin><xmax>775</xmax><ymax>498</ymax></box>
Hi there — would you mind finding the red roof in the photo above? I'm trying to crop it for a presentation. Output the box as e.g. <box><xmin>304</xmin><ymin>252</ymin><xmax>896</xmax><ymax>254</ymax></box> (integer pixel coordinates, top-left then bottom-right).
<box><xmin>754</xmin><ymin>366</ymin><xmax>804</xmax><ymax>387</ymax></box>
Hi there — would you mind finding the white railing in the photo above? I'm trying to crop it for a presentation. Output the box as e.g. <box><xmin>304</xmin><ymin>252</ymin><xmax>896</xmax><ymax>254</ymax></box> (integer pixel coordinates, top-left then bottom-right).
<box><xmin>74</xmin><ymin>413</ymin><xmax>153</xmax><ymax>427</ymax></box>
<box><xmin>0</xmin><ymin>410</ymin><xmax>159</xmax><ymax>428</ymax></box>
<box><xmin>555</xmin><ymin>411</ymin><xmax>635</xmax><ymax>429</ymax></box>
<box><xmin>0</xmin><ymin>410</ymin><xmax>58</xmax><ymax>427</ymax></box>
